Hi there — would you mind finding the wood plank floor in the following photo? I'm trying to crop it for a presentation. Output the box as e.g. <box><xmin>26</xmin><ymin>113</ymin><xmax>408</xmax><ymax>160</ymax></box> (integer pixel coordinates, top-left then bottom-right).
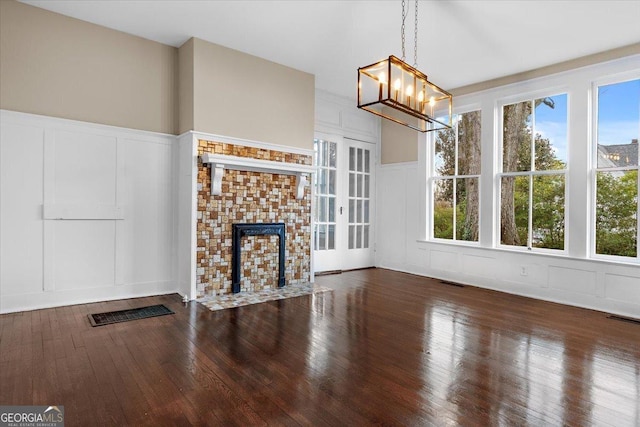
<box><xmin>1</xmin><ymin>268</ymin><xmax>639</xmax><ymax>426</ymax></box>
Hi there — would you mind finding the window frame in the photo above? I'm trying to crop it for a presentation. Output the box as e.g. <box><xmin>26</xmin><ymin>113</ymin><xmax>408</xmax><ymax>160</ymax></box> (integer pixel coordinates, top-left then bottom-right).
<box><xmin>496</xmin><ymin>90</ymin><xmax>570</xmax><ymax>253</ymax></box>
<box><xmin>429</xmin><ymin>107</ymin><xmax>482</xmax><ymax>244</ymax></box>
<box><xmin>347</xmin><ymin>145</ymin><xmax>372</xmax><ymax>250</ymax></box>
<box><xmin>590</xmin><ymin>74</ymin><xmax>640</xmax><ymax>262</ymax></box>
<box><xmin>313</xmin><ymin>137</ymin><xmax>338</xmax><ymax>251</ymax></box>
<box><xmin>419</xmin><ymin>57</ymin><xmax>640</xmax><ymax>268</ymax></box>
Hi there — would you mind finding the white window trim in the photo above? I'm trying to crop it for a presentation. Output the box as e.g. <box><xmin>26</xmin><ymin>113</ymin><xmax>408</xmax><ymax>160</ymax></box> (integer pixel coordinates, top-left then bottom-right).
<box><xmin>496</xmin><ymin>92</ymin><xmax>569</xmax><ymax>254</ymax></box>
<box><xmin>429</xmin><ymin>105</ymin><xmax>483</xmax><ymax>244</ymax></box>
<box><xmin>420</xmin><ymin>54</ymin><xmax>640</xmax><ymax>266</ymax></box>
<box><xmin>590</xmin><ymin>72</ymin><xmax>640</xmax><ymax>262</ymax></box>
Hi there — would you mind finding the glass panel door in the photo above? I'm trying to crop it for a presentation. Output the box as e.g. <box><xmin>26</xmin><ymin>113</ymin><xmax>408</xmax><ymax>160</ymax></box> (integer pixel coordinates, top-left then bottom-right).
<box><xmin>343</xmin><ymin>139</ymin><xmax>375</xmax><ymax>270</ymax></box>
<box><xmin>313</xmin><ymin>135</ymin><xmax>375</xmax><ymax>273</ymax></box>
<box><xmin>314</xmin><ymin>138</ymin><xmax>337</xmax><ymax>251</ymax></box>
<box><xmin>313</xmin><ymin>136</ymin><xmax>343</xmax><ymax>273</ymax></box>
<box><xmin>348</xmin><ymin>146</ymin><xmax>371</xmax><ymax>250</ymax></box>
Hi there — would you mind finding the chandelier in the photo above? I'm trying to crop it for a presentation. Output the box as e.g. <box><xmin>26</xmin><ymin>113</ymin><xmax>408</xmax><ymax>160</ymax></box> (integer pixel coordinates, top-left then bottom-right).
<box><xmin>357</xmin><ymin>0</ymin><xmax>452</xmax><ymax>132</ymax></box>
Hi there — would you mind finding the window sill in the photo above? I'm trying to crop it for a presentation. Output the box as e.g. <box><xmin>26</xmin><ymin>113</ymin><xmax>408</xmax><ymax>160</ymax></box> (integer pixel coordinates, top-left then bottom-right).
<box><xmin>416</xmin><ymin>239</ymin><xmax>640</xmax><ymax>268</ymax></box>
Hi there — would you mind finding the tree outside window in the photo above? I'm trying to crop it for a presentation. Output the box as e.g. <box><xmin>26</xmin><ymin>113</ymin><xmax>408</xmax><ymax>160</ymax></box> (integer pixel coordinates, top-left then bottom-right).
<box><xmin>500</xmin><ymin>94</ymin><xmax>568</xmax><ymax>250</ymax></box>
<box><xmin>433</xmin><ymin>110</ymin><xmax>481</xmax><ymax>242</ymax></box>
<box><xmin>595</xmin><ymin>79</ymin><xmax>639</xmax><ymax>258</ymax></box>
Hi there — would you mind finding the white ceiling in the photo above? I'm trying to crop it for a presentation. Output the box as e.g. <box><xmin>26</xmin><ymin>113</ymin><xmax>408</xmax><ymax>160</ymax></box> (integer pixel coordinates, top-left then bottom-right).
<box><xmin>22</xmin><ymin>0</ymin><xmax>640</xmax><ymax>98</ymax></box>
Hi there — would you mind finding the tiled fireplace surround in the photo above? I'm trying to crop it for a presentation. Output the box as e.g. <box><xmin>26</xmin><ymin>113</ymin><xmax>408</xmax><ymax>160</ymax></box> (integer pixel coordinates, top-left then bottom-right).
<box><xmin>196</xmin><ymin>139</ymin><xmax>312</xmax><ymax>298</ymax></box>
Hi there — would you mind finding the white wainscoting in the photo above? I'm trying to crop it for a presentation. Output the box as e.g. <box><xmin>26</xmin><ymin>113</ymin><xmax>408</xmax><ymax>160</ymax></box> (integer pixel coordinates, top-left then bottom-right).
<box><xmin>315</xmin><ymin>89</ymin><xmax>380</xmax><ymax>144</ymax></box>
<box><xmin>0</xmin><ymin>110</ymin><xmax>178</xmax><ymax>313</ymax></box>
<box><xmin>376</xmin><ymin>162</ymin><xmax>640</xmax><ymax>319</ymax></box>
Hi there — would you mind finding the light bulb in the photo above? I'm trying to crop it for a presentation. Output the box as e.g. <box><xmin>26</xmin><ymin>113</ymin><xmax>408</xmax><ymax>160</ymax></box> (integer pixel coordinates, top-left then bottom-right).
<box><xmin>418</xmin><ymin>91</ymin><xmax>424</xmax><ymax>102</ymax></box>
<box><xmin>406</xmin><ymin>85</ymin><xmax>413</xmax><ymax>96</ymax></box>
<box><xmin>378</xmin><ymin>72</ymin><xmax>387</xmax><ymax>84</ymax></box>
<box><xmin>393</xmin><ymin>79</ymin><xmax>402</xmax><ymax>90</ymax></box>
<box><xmin>429</xmin><ymin>96</ymin><xmax>436</xmax><ymax>107</ymax></box>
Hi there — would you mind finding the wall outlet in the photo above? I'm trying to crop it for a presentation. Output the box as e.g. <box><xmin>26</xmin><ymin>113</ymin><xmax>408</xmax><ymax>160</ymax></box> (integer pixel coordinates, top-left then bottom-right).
<box><xmin>520</xmin><ymin>266</ymin><xmax>528</xmax><ymax>276</ymax></box>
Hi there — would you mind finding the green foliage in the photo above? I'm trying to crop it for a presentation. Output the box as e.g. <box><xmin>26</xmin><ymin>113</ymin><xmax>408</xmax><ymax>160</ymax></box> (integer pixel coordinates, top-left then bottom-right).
<box><xmin>455</xmin><ymin>198</ymin><xmax>473</xmax><ymax>241</ymax></box>
<box><xmin>507</xmin><ymin>139</ymin><xmax>566</xmax><ymax>250</ymax></box>
<box><xmin>433</xmin><ymin>199</ymin><xmax>477</xmax><ymax>241</ymax></box>
<box><xmin>434</xmin><ymin>128</ymin><xmax>455</xmax><ymax>199</ymax></box>
<box><xmin>434</xmin><ymin>111</ymin><xmax>481</xmax><ymax>241</ymax></box>
<box><xmin>433</xmin><ymin>200</ymin><xmax>453</xmax><ymax>239</ymax></box>
<box><xmin>513</xmin><ymin>176</ymin><xmax>529</xmax><ymax>246</ymax></box>
<box><xmin>596</xmin><ymin>171</ymin><xmax>638</xmax><ymax>257</ymax></box>
<box><xmin>532</xmin><ymin>174</ymin><xmax>565</xmax><ymax>249</ymax></box>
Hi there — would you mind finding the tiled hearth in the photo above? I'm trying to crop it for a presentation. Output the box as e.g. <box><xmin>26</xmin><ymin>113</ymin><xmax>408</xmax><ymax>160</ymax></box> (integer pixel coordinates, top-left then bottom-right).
<box><xmin>196</xmin><ymin>139</ymin><xmax>312</xmax><ymax>298</ymax></box>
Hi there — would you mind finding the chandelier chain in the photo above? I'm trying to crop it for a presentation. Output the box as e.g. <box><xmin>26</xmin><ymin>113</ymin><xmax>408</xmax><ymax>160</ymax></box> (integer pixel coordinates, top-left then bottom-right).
<box><xmin>357</xmin><ymin>0</ymin><xmax>453</xmax><ymax>132</ymax></box>
<box><xmin>414</xmin><ymin>0</ymin><xmax>418</xmax><ymax>67</ymax></box>
<box><xmin>401</xmin><ymin>0</ymin><xmax>406</xmax><ymax>62</ymax></box>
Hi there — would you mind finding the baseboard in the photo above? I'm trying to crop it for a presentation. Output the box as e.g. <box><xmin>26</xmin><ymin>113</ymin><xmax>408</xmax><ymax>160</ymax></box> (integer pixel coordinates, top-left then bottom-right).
<box><xmin>0</xmin><ymin>282</ymin><xmax>181</xmax><ymax>314</ymax></box>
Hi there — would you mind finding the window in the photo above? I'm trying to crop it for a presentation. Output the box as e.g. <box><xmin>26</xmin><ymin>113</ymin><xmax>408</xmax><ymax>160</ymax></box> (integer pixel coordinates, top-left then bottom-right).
<box><xmin>348</xmin><ymin>146</ymin><xmax>371</xmax><ymax>249</ymax></box>
<box><xmin>594</xmin><ymin>79</ymin><xmax>639</xmax><ymax>258</ymax></box>
<box><xmin>433</xmin><ymin>110</ymin><xmax>481</xmax><ymax>241</ymax></box>
<box><xmin>499</xmin><ymin>94</ymin><xmax>568</xmax><ymax>250</ymax></box>
<box><xmin>313</xmin><ymin>138</ymin><xmax>337</xmax><ymax>250</ymax></box>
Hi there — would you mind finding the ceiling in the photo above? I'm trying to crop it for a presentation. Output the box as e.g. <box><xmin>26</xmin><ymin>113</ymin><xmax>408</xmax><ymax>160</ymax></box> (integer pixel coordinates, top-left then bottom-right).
<box><xmin>21</xmin><ymin>0</ymin><xmax>640</xmax><ymax>98</ymax></box>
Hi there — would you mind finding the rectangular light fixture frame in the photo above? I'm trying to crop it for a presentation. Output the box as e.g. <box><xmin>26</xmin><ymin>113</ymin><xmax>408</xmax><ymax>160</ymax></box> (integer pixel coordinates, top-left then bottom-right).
<box><xmin>357</xmin><ymin>55</ymin><xmax>453</xmax><ymax>132</ymax></box>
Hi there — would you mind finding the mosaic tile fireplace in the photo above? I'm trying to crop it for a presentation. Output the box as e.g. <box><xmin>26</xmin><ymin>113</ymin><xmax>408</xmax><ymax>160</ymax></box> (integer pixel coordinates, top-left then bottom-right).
<box><xmin>196</xmin><ymin>139</ymin><xmax>312</xmax><ymax>298</ymax></box>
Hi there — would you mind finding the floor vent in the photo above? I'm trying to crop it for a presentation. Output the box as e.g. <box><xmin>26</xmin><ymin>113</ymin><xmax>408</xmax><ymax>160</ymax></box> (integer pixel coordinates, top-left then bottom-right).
<box><xmin>440</xmin><ymin>280</ymin><xmax>465</xmax><ymax>288</ymax></box>
<box><xmin>89</xmin><ymin>304</ymin><xmax>174</xmax><ymax>327</ymax></box>
<box><xmin>607</xmin><ymin>314</ymin><xmax>640</xmax><ymax>326</ymax></box>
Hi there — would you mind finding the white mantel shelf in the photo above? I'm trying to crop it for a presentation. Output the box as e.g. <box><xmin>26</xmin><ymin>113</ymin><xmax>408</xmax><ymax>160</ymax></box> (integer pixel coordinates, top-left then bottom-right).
<box><xmin>200</xmin><ymin>153</ymin><xmax>315</xmax><ymax>175</ymax></box>
<box><xmin>200</xmin><ymin>153</ymin><xmax>316</xmax><ymax>199</ymax></box>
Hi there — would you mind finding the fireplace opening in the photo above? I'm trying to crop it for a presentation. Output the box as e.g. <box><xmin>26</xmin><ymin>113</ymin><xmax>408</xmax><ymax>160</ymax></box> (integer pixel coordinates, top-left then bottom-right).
<box><xmin>232</xmin><ymin>223</ymin><xmax>286</xmax><ymax>293</ymax></box>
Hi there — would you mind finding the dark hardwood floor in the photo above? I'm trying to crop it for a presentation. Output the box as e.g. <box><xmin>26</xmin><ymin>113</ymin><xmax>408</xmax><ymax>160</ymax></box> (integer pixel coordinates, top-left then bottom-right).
<box><xmin>1</xmin><ymin>268</ymin><xmax>639</xmax><ymax>426</ymax></box>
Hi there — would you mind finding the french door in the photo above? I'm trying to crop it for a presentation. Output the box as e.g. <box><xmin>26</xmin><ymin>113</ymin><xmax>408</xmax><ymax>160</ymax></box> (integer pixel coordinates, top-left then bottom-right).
<box><xmin>313</xmin><ymin>134</ymin><xmax>375</xmax><ymax>272</ymax></box>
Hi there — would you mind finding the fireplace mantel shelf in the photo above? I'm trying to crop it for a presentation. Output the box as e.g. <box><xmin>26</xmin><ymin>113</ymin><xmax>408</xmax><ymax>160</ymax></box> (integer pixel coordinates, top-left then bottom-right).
<box><xmin>200</xmin><ymin>153</ymin><xmax>315</xmax><ymax>199</ymax></box>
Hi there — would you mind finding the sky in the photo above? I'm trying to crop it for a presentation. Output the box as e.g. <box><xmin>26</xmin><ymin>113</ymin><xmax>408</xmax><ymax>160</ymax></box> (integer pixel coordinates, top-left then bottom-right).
<box><xmin>534</xmin><ymin>78</ymin><xmax>639</xmax><ymax>166</ymax></box>
<box><xmin>434</xmin><ymin>78</ymin><xmax>639</xmax><ymax>172</ymax></box>
<box><xmin>535</xmin><ymin>93</ymin><xmax>568</xmax><ymax>165</ymax></box>
<box><xmin>597</xmin><ymin>78</ymin><xmax>640</xmax><ymax>147</ymax></box>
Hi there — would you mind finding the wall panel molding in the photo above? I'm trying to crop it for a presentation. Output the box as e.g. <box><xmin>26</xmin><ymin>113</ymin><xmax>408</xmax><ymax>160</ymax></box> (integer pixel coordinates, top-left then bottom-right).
<box><xmin>315</xmin><ymin>89</ymin><xmax>380</xmax><ymax>144</ymax></box>
<box><xmin>0</xmin><ymin>110</ymin><xmax>178</xmax><ymax>313</ymax></box>
<box><xmin>376</xmin><ymin>159</ymin><xmax>640</xmax><ymax>320</ymax></box>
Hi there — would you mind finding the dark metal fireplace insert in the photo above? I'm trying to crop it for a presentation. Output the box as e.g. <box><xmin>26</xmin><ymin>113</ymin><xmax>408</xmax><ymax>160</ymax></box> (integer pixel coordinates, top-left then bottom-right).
<box><xmin>232</xmin><ymin>222</ymin><xmax>286</xmax><ymax>293</ymax></box>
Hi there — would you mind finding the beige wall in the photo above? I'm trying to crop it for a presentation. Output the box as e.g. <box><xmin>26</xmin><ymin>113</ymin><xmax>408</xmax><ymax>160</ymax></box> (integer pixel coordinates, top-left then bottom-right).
<box><xmin>191</xmin><ymin>38</ymin><xmax>315</xmax><ymax>149</ymax></box>
<box><xmin>0</xmin><ymin>0</ymin><xmax>178</xmax><ymax>134</ymax></box>
<box><xmin>452</xmin><ymin>42</ymin><xmax>640</xmax><ymax>96</ymax></box>
<box><xmin>1</xmin><ymin>2</ymin><xmax>315</xmax><ymax>144</ymax></box>
<box><xmin>178</xmin><ymin>39</ymin><xmax>195</xmax><ymax>134</ymax></box>
<box><xmin>381</xmin><ymin>116</ymin><xmax>419</xmax><ymax>164</ymax></box>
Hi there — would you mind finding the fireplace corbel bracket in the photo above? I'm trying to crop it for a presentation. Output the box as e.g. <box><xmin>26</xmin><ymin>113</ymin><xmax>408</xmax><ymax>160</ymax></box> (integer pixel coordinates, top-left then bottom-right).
<box><xmin>201</xmin><ymin>153</ymin><xmax>315</xmax><ymax>199</ymax></box>
<box><xmin>295</xmin><ymin>174</ymin><xmax>308</xmax><ymax>199</ymax></box>
<box><xmin>210</xmin><ymin>164</ymin><xmax>224</xmax><ymax>196</ymax></box>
